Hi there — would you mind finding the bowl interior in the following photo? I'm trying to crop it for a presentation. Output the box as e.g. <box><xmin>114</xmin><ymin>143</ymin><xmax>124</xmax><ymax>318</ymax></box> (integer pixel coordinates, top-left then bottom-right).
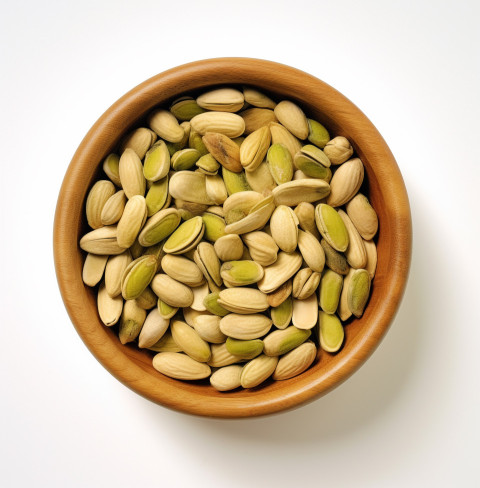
<box><xmin>54</xmin><ymin>58</ymin><xmax>411</xmax><ymax>418</ymax></box>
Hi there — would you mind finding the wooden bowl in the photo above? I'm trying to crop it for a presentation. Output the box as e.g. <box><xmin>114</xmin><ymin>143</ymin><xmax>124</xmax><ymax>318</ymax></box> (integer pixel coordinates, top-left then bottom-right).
<box><xmin>53</xmin><ymin>58</ymin><xmax>411</xmax><ymax>418</ymax></box>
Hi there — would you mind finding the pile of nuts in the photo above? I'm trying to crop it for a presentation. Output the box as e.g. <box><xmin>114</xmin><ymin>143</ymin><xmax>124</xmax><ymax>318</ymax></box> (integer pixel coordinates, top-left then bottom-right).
<box><xmin>80</xmin><ymin>86</ymin><xmax>378</xmax><ymax>391</ymax></box>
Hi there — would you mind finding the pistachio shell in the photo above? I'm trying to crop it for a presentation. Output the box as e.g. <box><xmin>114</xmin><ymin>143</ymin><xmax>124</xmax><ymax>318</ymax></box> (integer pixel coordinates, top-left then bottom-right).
<box><xmin>319</xmin><ymin>312</ymin><xmax>344</xmax><ymax>352</ymax></box>
<box><xmin>269</xmin><ymin>122</ymin><xmax>302</xmax><ymax>158</ymax></box>
<box><xmin>86</xmin><ymin>180</ymin><xmax>116</xmax><ymax>229</ymax></box>
<box><xmin>105</xmin><ymin>251</ymin><xmax>132</xmax><ymax>297</ymax></box>
<box><xmin>242</xmin><ymin>231</ymin><xmax>279</xmax><ymax>267</ymax></box>
<box><xmin>257</xmin><ymin>251</ymin><xmax>303</xmax><ymax>294</ymax></box>
<box><xmin>272</xmin><ymin>179</ymin><xmax>330</xmax><ymax>206</ymax></box>
<box><xmin>148</xmin><ymin>109</ymin><xmax>185</xmax><ymax>143</ymax></box>
<box><xmin>169</xmin><ymin>171</ymin><xmax>215</xmax><ymax>205</ymax></box>
<box><xmin>119</xmin><ymin>148</ymin><xmax>146</xmax><ymax>199</ymax></box>
<box><xmin>226</xmin><ymin>338</ymin><xmax>264</xmax><ymax>360</ymax></box>
<box><xmin>196</xmin><ymin>153</ymin><xmax>220</xmax><ymax>175</ymax></box>
<box><xmin>273</xmin><ymin>341</ymin><xmax>317</xmax><ymax>380</ymax></box>
<box><xmin>161</xmin><ymin>254</ymin><xmax>204</xmax><ymax>287</ymax></box>
<box><xmin>292</xmin><ymin>295</ymin><xmax>318</xmax><ymax>330</ymax></box>
<box><xmin>326</xmin><ymin>158</ymin><xmax>364</xmax><ymax>207</ymax></box>
<box><xmin>208</xmin><ymin>343</ymin><xmax>240</xmax><ymax>368</ymax></box>
<box><xmin>152</xmin><ymin>352</ymin><xmax>211</xmax><ymax>380</ymax></box>
<box><xmin>151</xmin><ymin>274</ymin><xmax>194</xmax><ymax>308</ymax></box>
<box><xmin>224</xmin><ymin>195</ymin><xmax>275</xmax><ymax>235</ymax></box>
<box><xmin>117</xmin><ymin>195</ymin><xmax>147</xmax><ymax>249</ymax></box>
<box><xmin>171</xmin><ymin>148</ymin><xmax>201</xmax><ymax>171</ymax></box>
<box><xmin>101</xmin><ymin>190</ymin><xmax>126</xmax><ymax>226</ymax></box>
<box><xmin>243</xmin><ymin>87</ymin><xmax>276</xmax><ymax>109</ymax></box>
<box><xmin>319</xmin><ymin>269</ymin><xmax>343</xmax><ymax>314</ymax></box>
<box><xmin>338</xmin><ymin>210</ymin><xmax>367</xmax><ymax>269</ymax></box>
<box><xmin>102</xmin><ymin>153</ymin><xmax>121</xmax><ymax>187</ymax></box>
<box><xmin>240</xmin><ymin>126</ymin><xmax>271</xmax><ymax>172</ymax></box>
<box><xmin>364</xmin><ymin>239</ymin><xmax>377</xmax><ymax>279</ymax></box>
<box><xmin>220</xmin><ymin>314</ymin><xmax>272</xmax><ymax>340</ymax></box>
<box><xmin>267</xmin><ymin>280</ymin><xmax>292</xmax><ymax>307</ymax></box>
<box><xmin>197</xmin><ymin>88</ymin><xmax>244</xmax><ymax>112</ymax></box>
<box><xmin>294</xmin><ymin>146</ymin><xmax>331</xmax><ymax>179</ymax></box>
<box><xmin>323</xmin><ymin>136</ymin><xmax>353</xmax><ymax>165</ymax></box>
<box><xmin>222</xmin><ymin>167</ymin><xmax>252</xmax><ymax>195</ymax></box>
<box><xmin>138</xmin><ymin>309</ymin><xmax>169</xmax><ymax>348</ymax></box>
<box><xmin>218</xmin><ymin>288</ymin><xmax>269</xmax><ymax>314</ymax></box>
<box><xmin>119</xmin><ymin>300</ymin><xmax>146</xmax><ymax>344</ymax></box>
<box><xmin>203</xmin><ymin>292</ymin><xmax>230</xmax><ymax>317</ymax></box>
<box><xmin>347</xmin><ymin>269</ymin><xmax>371</xmax><ymax>317</ymax></box>
<box><xmin>270</xmin><ymin>205</ymin><xmax>299</xmax><ymax>253</ymax></box>
<box><xmin>149</xmin><ymin>332</ymin><xmax>182</xmax><ymax>353</ymax></box>
<box><xmin>263</xmin><ymin>326</ymin><xmax>311</xmax><ymax>356</ymax></box>
<box><xmin>134</xmin><ymin>286</ymin><xmax>157</xmax><ymax>310</ymax></box>
<box><xmin>145</xmin><ymin>176</ymin><xmax>169</xmax><ymax>216</ymax></box>
<box><xmin>190</xmin><ymin>112</ymin><xmax>245</xmax><ymax>138</ymax></box>
<box><xmin>97</xmin><ymin>282</ymin><xmax>123</xmax><ymax>326</ymax></box>
<box><xmin>274</xmin><ymin>101</ymin><xmax>309</xmax><ymax>140</ymax></box>
<box><xmin>271</xmin><ymin>295</ymin><xmax>293</xmax><ymax>329</ymax></box>
<box><xmin>82</xmin><ymin>253</ymin><xmax>108</xmax><ymax>287</ymax></box>
<box><xmin>170</xmin><ymin>97</ymin><xmax>206</xmax><ymax>121</ymax></box>
<box><xmin>345</xmin><ymin>193</ymin><xmax>379</xmax><ymax>240</ymax></box>
<box><xmin>294</xmin><ymin>202</ymin><xmax>321</xmax><ymax>239</ymax></box>
<box><xmin>201</xmin><ymin>132</ymin><xmax>242</xmax><ymax>172</ymax></box>
<box><xmin>210</xmin><ymin>365</ymin><xmax>243</xmax><ymax>391</ymax></box>
<box><xmin>205</xmin><ymin>175</ymin><xmax>228</xmax><ymax>205</ymax></box>
<box><xmin>245</xmin><ymin>161</ymin><xmax>276</xmax><ymax>193</ymax></box>
<box><xmin>170</xmin><ymin>320</ymin><xmax>211</xmax><ymax>363</ymax></box>
<box><xmin>338</xmin><ymin>268</ymin><xmax>354</xmax><ymax>321</ymax></box>
<box><xmin>315</xmin><ymin>204</ymin><xmax>349</xmax><ymax>252</ymax></box>
<box><xmin>297</xmin><ymin>229</ymin><xmax>325</xmax><ymax>273</ymax></box>
<box><xmin>267</xmin><ymin>143</ymin><xmax>294</xmax><ymax>185</ymax></box>
<box><xmin>220</xmin><ymin>260</ymin><xmax>264</xmax><ymax>286</ymax></box>
<box><xmin>240</xmin><ymin>108</ymin><xmax>278</xmax><ymax>135</ymax></box>
<box><xmin>194</xmin><ymin>242</ymin><xmax>222</xmax><ymax>289</ymax></box>
<box><xmin>214</xmin><ymin>234</ymin><xmax>244</xmax><ymax>261</ymax></box>
<box><xmin>292</xmin><ymin>268</ymin><xmax>321</xmax><ymax>300</ymax></box>
<box><xmin>240</xmin><ymin>355</ymin><xmax>278</xmax><ymax>388</ymax></box>
<box><xmin>120</xmin><ymin>127</ymin><xmax>156</xmax><ymax>159</ymax></box>
<box><xmin>157</xmin><ymin>299</ymin><xmax>178</xmax><ymax>319</ymax></box>
<box><xmin>163</xmin><ymin>216</ymin><xmax>205</xmax><ymax>254</ymax></box>
<box><xmin>80</xmin><ymin>226</ymin><xmax>125</xmax><ymax>256</ymax></box>
<box><xmin>190</xmin><ymin>283</ymin><xmax>210</xmax><ymax>312</ymax></box>
<box><xmin>193</xmin><ymin>315</ymin><xmax>227</xmax><ymax>344</ymax></box>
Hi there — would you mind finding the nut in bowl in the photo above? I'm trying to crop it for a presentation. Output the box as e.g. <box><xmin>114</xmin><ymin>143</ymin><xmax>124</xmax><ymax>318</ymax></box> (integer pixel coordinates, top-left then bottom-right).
<box><xmin>54</xmin><ymin>58</ymin><xmax>411</xmax><ymax>418</ymax></box>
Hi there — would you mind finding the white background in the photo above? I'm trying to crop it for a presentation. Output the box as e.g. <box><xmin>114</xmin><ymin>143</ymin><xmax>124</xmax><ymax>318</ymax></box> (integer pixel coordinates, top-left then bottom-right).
<box><xmin>1</xmin><ymin>1</ymin><xmax>479</xmax><ymax>487</ymax></box>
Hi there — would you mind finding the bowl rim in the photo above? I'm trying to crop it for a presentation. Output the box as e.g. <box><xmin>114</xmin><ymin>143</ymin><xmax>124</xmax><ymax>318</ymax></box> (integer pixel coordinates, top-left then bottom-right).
<box><xmin>54</xmin><ymin>57</ymin><xmax>412</xmax><ymax>418</ymax></box>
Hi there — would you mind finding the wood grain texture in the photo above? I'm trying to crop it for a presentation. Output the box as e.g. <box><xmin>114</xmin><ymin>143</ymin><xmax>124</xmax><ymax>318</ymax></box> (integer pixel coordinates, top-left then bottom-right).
<box><xmin>53</xmin><ymin>58</ymin><xmax>412</xmax><ymax>418</ymax></box>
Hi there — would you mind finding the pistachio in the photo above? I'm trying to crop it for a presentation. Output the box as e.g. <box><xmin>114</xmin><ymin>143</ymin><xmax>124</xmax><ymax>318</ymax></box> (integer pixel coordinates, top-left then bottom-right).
<box><xmin>163</xmin><ymin>216</ymin><xmax>205</xmax><ymax>254</ymax></box>
<box><xmin>245</xmin><ymin>161</ymin><xmax>277</xmax><ymax>193</ymax></box>
<box><xmin>338</xmin><ymin>268</ymin><xmax>354</xmax><ymax>321</ymax></box>
<box><xmin>169</xmin><ymin>171</ymin><xmax>215</xmax><ymax>205</ymax></box>
<box><xmin>319</xmin><ymin>269</ymin><xmax>343</xmax><ymax>314</ymax></box>
<box><xmin>292</xmin><ymin>295</ymin><xmax>318</xmax><ymax>330</ymax></box>
<box><xmin>176</xmin><ymin>200</ymin><xmax>209</xmax><ymax>219</ymax></box>
<box><xmin>243</xmin><ymin>87</ymin><xmax>276</xmax><ymax>109</ymax></box>
<box><xmin>102</xmin><ymin>153</ymin><xmax>121</xmax><ymax>187</ymax></box>
<box><xmin>321</xmin><ymin>238</ymin><xmax>349</xmax><ymax>275</ymax></box>
<box><xmin>188</xmin><ymin>129</ymin><xmax>209</xmax><ymax>155</ymax></box>
<box><xmin>272</xmin><ymin>179</ymin><xmax>330</xmax><ymax>206</ymax></box>
<box><xmin>292</xmin><ymin>268</ymin><xmax>321</xmax><ymax>299</ymax></box>
<box><xmin>120</xmin><ymin>127</ymin><xmax>156</xmax><ymax>159</ymax></box>
<box><xmin>170</xmin><ymin>97</ymin><xmax>206</xmax><ymax>121</ymax></box>
<box><xmin>148</xmin><ymin>109</ymin><xmax>185</xmax><ymax>143</ymax></box>
<box><xmin>197</xmin><ymin>87</ymin><xmax>244</xmax><ymax>112</ymax></box>
<box><xmin>347</xmin><ymin>269</ymin><xmax>371</xmax><ymax>317</ymax></box>
<box><xmin>190</xmin><ymin>111</ymin><xmax>245</xmax><ymax>138</ymax></box>
<box><xmin>170</xmin><ymin>148</ymin><xmax>200</xmax><ymax>171</ymax></box>
<box><xmin>208</xmin><ymin>343</ymin><xmax>239</xmax><ymax>368</ymax></box>
<box><xmin>210</xmin><ymin>365</ymin><xmax>243</xmax><ymax>391</ymax></box>
<box><xmin>161</xmin><ymin>254</ymin><xmax>204</xmax><ymax>287</ymax></box>
<box><xmin>171</xmin><ymin>320</ymin><xmax>211</xmax><ymax>362</ymax></box>
<box><xmin>220</xmin><ymin>260</ymin><xmax>264</xmax><ymax>286</ymax></box>
<box><xmin>297</xmin><ymin>229</ymin><xmax>325</xmax><ymax>272</ymax></box>
<box><xmin>345</xmin><ymin>193</ymin><xmax>378</xmax><ymax>240</ymax></box>
<box><xmin>226</xmin><ymin>337</ymin><xmax>264</xmax><ymax>360</ymax></box>
<box><xmin>97</xmin><ymin>282</ymin><xmax>123</xmax><ymax>326</ymax></box>
<box><xmin>240</xmin><ymin>108</ymin><xmax>278</xmax><ymax>135</ymax></box>
<box><xmin>294</xmin><ymin>145</ymin><xmax>331</xmax><ymax>179</ymax></box>
<box><xmin>117</xmin><ymin>195</ymin><xmax>147</xmax><ymax>249</ymax></box>
<box><xmin>149</xmin><ymin>332</ymin><xmax>182</xmax><ymax>353</ymax></box>
<box><xmin>119</xmin><ymin>300</ymin><xmax>146</xmax><ymax>344</ymax></box>
<box><xmin>193</xmin><ymin>315</ymin><xmax>227</xmax><ymax>344</ymax></box>
<box><xmin>201</xmin><ymin>211</ymin><xmax>226</xmax><ymax>242</ymax></box>
<box><xmin>145</xmin><ymin>176</ymin><xmax>169</xmax><ymax>216</ymax></box>
<box><xmin>218</xmin><ymin>288</ymin><xmax>269</xmax><ymax>314</ymax></box>
<box><xmin>242</xmin><ymin>231</ymin><xmax>279</xmax><ymax>267</ymax></box>
<box><xmin>240</xmin><ymin>126</ymin><xmax>271</xmax><ymax>172</ymax></box>
<box><xmin>294</xmin><ymin>202</ymin><xmax>320</xmax><ymax>239</ymax></box>
<box><xmin>138</xmin><ymin>208</ymin><xmax>180</xmax><ymax>247</ymax></box>
<box><xmin>222</xmin><ymin>167</ymin><xmax>252</xmax><ymax>195</ymax></box>
<box><xmin>224</xmin><ymin>195</ymin><xmax>275</xmax><ymax>234</ymax></box>
<box><xmin>138</xmin><ymin>309</ymin><xmax>169</xmax><ymax>348</ymax></box>
<box><xmin>307</xmin><ymin>119</ymin><xmax>330</xmax><ymax>148</ymax></box>
<box><xmin>214</xmin><ymin>234</ymin><xmax>244</xmax><ymax>261</ymax></box>
<box><xmin>258</xmin><ymin>251</ymin><xmax>302</xmax><ymax>293</ymax></box>
<box><xmin>223</xmin><ymin>191</ymin><xmax>263</xmax><ymax>223</ymax></box>
<box><xmin>80</xmin><ymin>226</ymin><xmax>125</xmax><ymax>255</ymax></box>
<box><xmin>267</xmin><ymin>143</ymin><xmax>294</xmax><ymax>185</ymax></box>
<box><xmin>151</xmin><ymin>274</ymin><xmax>194</xmax><ymax>308</ymax></box>
<box><xmin>338</xmin><ymin>210</ymin><xmax>367</xmax><ymax>269</ymax></box>
<box><xmin>152</xmin><ymin>352</ymin><xmax>211</xmax><ymax>380</ymax></box>
<box><xmin>182</xmin><ymin>307</ymin><xmax>204</xmax><ymax>327</ymax></box>
<box><xmin>263</xmin><ymin>326</ymin><xmax>311</xmax><ymax>356</ymax></box>
<box><xmin>315</xmin><ymin>204</ymin><xmax>349</xmax><ymax>252</ymax></box>
<box><xmin>240</xmin><ymin>355</ymin><xmax>278</xmax><ymax>388</ymax></box>
<box><xmin>203</xmin><ymin>292</ymin><xmax>230</xmax><ymax>317</ymax></box>
<box><xmin>269</xmin><ymin>205</ymin><xmax>299</xmax><ymax>253</ymax></box>
<box><xmin>119</xmin><ymin>148</ymin><xmax>146</xmax><ymax>199</ymax></box>
<box><xmin>327</xmin><ymin>158</ymin><xmax>364</xmax><ymax>207</ymax></box>
<box><xmin>101</xmin><ymin>190</ymin><xmax>126</xmax><ymax>226</ymax></box>
<box><xmin>205</xmin><ymin>175</ymin><xmax>228</xmax><ymax>205</ymax></box>
<box><xmin>364</xmin><ymin>239</ymin><xmax>377</xmax><ymax>279</ymax></box>
<box><xmin>135</xmin><ymin>286</ymin><xmax>157</xmax><ymax>310</ymax></box>
<box><xmin>196</xmin><ymin>153</ymin><xmax>220</xmax><ymax>175</ymax></box>
<box><xmin>271</xmin><ymin>295</ymin><xmax>293</xmax><ymax>329</ymax></box>
<box><xmin>267</xmin><ymin>280</ymin><xmax>292</xmax><ymax>307</ymax></box>
<box><xmin>191</xmin><ymin>282</ymin><xmax>210</xmax><ymax>311</ymax></box>
<box><xmin>273</xmin><ymin>341</ymin><xmax>317</xmax><ymax>381</ymax></box>
<box><xmin>269</xmin><ymin>122</ymin><xmax>302</xmax><ymax>158</ymax></box>
<box><xmin>274</xmin><ymin>100</ymin><xmax>309</xmax><ymax>140</ymax></box>
<box><xmin>202</xmin><ymin>132</ymin><xmax>242</xmax><ymax>172</ymax></box>
<box><xmin>104</xmin><ymin>251</ymin><xmax>132</xmax><ymax>297</ymax></box>
<box><xmin>194</xmin><ymin>242</ymin><xmax>222</xmax><ymax>290</ymax></box>
<box><xmin>121</xmin><ymin>255</ymin><xmax>157</xmax><ymax>300</ymax></box>
<box><xmin>86</xmin><ymin>180</ymin><xmax>116</xmax><ymax>229</ymax></box>
<box><xmin>319</xmin><ymin>312</ymin><xmax>344</xmax><ymax>352</ymax></box>
<box><xmin>82</xmin><ymin>253</ymin><xmax>108</xmax><ymax>287</ymax></box>
<box><xmin>323</xmin><ymin>136</ymin><xmax>353</xmax><ymax>165</ymax></box>
<box><xmin>157</xmin><ymin>299</ymin><xmax>178</xmax><ymax>319</ymax></box>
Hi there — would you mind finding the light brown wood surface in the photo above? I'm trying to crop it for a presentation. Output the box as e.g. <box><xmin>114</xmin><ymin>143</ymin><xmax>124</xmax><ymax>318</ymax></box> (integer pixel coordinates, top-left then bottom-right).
<box><xmin>53</xmin><ymin>58</ymin><xmax>412</xmax><ymax>418</ymax></box>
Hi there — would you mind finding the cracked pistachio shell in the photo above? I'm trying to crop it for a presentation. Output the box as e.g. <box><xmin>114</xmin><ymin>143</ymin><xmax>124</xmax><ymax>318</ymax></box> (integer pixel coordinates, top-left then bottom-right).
<box><xmin>143</xmin><ymin>140</ymin><xmax>170</xmax><ymax>182</ymax></box>
<box><xmin>163</xmin><ymin>216</ymin><xmax>205</xmax><ymax>254</ymax></box>
<box><xmin>161</xmin><ymin>254</ymin><xmax>204</xmax><ymax>287</ymax></box>
<box><xmin>153</xmin><ymin>352</ymin><xmax>211</xmax><ymax>380</ymax></box>
<box><xmin>169</xmin><ymin>171</ymin><xmax>215</xmax><ymax>205</ymax></box>
<box><xmin>121</xmin><ymin>255</ymin><xmax>158</xmax><ymax>300</ymax></box>
<box><xmin>245</xmin><ymin>161</ymin><xmax>276</xmax><ymax>193</ymax></box>
<box><xmin>170</xmin><ymin>96</ymin><xmax>206</xmax><ymax>121</ymax></box>
<box><xmin>292</xmin><ymin>294</ymin><xmax>318</xmax><ymax>330</ymax></box>
<box><xmin>272</xmin><ymin>179</ymin><xmax>330</xmax><ymax>206</ymax></box>
<box><xmin>119</xmin><ymin>148</ymin><xmax>146</xmax><ymax>199</ymax></box>
<box><xmin>210</xmin><ymin>365</ymin><xmax>243</xmax><ymax>392</ymax></box>
<box><xmin>264</xmin><ymin>326</ymin><xmax>311</xmax><ymax>357</ymax></box>
<box><xmin>82</xmin><ymin>253</ymin><xmax>108</xmax><ymax>287</ymax></box>
<box><xmin>145</xmin><ymin>176</ymin><xmax>169</xmax><ymax>217</ymax></box>
<box><xmin>240</xmin><ymin>126</ymin><xmax>271</xmax><ymax>172</ymax></box>
<box><xmin>240</xmin><ymin>108</ymin><xmax>278</xmax><ymax>135</ymax></box>
<box><xmin>220</xmin><ymin>314</ymin><xmax>272</xmax><ymax>340</ymax></box>
<box><xmin>327</xmin><ymin>158</ymin><xmax>364</xmax><ymax>207</ymax></box>
<box><xmin>269</xmin><ymin>122</ymin><xmax>302</xmax><ymax>158</ymax></box>
<box><xmin>190</xmin><ymin>111</ymin><xmax>245</xmax><ymax>138</ymax></box>
<box><xmin>101</xmin><ymin>190</ymin><xmax>126</xmax><ymax>226</ymax></box>
<box><xmin>214</xmin><ymin>234</ymin><xmax>244</xmax><ymax>261</ymax></box>
<box><xmin>226</xmin><ymin>338</ymin><xmax>264</xmax><ymax>360</ymax></box>
<box><xmin>220</xmin><ymin>260</ymin><xmax>264</xmax><ymax>286</ymax></box>
<box><xmin>319</xmin><ymin>269</ymin><xmax>344</xmax><ymax>314</ymax></box>
<box><xmin>97</xmin><ymin>282</ymin><xmax>123</xmax><ymax>326</ymax></box>
<box><xmin>348</xmin><ymin>269</ymin><xmax>371</xmax><ymax>318</ymax></box>
<box><xmin>258</xmin><ymin>251</ymin><xmax>303</xmax><ymax>294</ymax></box>
<box><xmin>274</xmin><ymin>100</ymin><xmax>309</xmax><ymax>140</ymax></box>
<box><xmin>271</xmin><ymin>295</ymin><xmax>293</xmax><ymax>329</ymax></box>
<box><xmin>197</xmin><ymin>87</ymin><xmax>244</xmax><ymax>112</ymax></box>
<box><xmin>222</xmin><ymin>166</ymin><xmax>252</xmax><ymax>195</ymax></box>
<box><xmin>273</xmin><ymin>341</ymin><xmax>317</xmax><ymax>381</ymax></box>
<box><xmin>120</xmin><ymin>127</ymin><xmax>157</xmax><ymax>160</ymax></box>
<box><xmin>345</xmin><ymin>193</ymin><xmax>378</xmax><ymax>240</ymax></box>
<box><xmin>292</xmin><ymin>268</ymin><xmax>321</xmax><ymax>300</ymax></box>
<box><xmin>242</xmin><ymin>231</ymin><xmax>278</xmax><ymax>267</ymax></box>
<box><xmin>243</xmin><ymin>87</ymin><xmax>276</xmax><ymax>109</ymax></box>
<box><xmin>148</xmin><ymin>109</ymin><xmax>184</xmax><ymax>143</ymax></box>
<box><xmin>240</xmin><ymin>355</ymin><xmax>278</xmax><ymax>389</ymax></box>
<box><xmin>119</xmin><ymin>300</ymin><xmax>146</xmax><ymax>344</ymax></box>
<box><xmin>297</xmin><ymin>229</ymin><xmax>325</xmax><ymax>273</ymax></box>
<box><xmin>117</xmin><ymin>195</ymin><xmax>147</xmax><ymax>249</ymax></box>
<box><xmin>270</xmin><ymin>205</ymin><xmax>299</xmax><ymax>253</ymax></box>
<box><xmin>80</xmin><ymin>226</ymin><xmax>125</xmax><ymax>255</ymax></box>
<box><xmin>319</xmin><ymin>311</ymin><xmax>344</xmax><ymax>353</ymax></box>
<box><xmin>151</xmin><ymin>274</ymin><xmax>194</xmax><ymax>308</ymax></box>
<box><xmin>171</xmin><ymin>148</ymin><xmax>201</xmax><ymax>171</ymax></box>
<box><xmin>315</xmin><ymin>204</ymin><xmax>349</xmax><ymax>252</ymax></box>
<box><xmin>86</xmin><ymin>180</ymin><xmax>116</xmax><ymax>229</ymax></box>
<box><xmin>218</xmin><ymin>288</ymin><xmax>269</xmax><ymax>314</ymax></box>
<box><xmin>138</xmin><ymin>208</ymin><xmax>181</xmax><ymax>247</ymax></box>
<box><xmin>196</xmin><ymin>153</ymin><xmax>220</xmax><ymax>175</ymax></box>
<box><xmin>203</xmin><ymin>292</ymin><xmax>230</xmax><ymax>317</ymax></box>
<box><xmin>323</xmin><ymin>136</ymin><xmax>353</xmax><ymax>165</ymax></box>
<box><xmin>138</xmin><ymin>309</ymin><xmax>169</xmax><ymax>348</ymax></box>
<box><xmin>307</xmin><ymin>119</ymin><xmax>330</xmax><ymax>148</ymax></box>
<box><xmin>202</xmin><ymin>211</ymin><xmax>226</xmax><ymax>242</ymax></box>
<box><xmin>338</xmin><ymin>210</ymin><xmax>367</xmax><ymax>269</ymax></box>
<box><xmin>267</xmin><ymin>143</ymin><xmax>294</xmax><ymax>185</ymax></box>
<box><xmin>103</xmin><ymin>153</ymin><xmax>121</xmax><ymax>187</ymax></box>
<box><xmin>171</xmin><ymin>320</ymin><xmax>211</xmax><ymax>363</ymax></box>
